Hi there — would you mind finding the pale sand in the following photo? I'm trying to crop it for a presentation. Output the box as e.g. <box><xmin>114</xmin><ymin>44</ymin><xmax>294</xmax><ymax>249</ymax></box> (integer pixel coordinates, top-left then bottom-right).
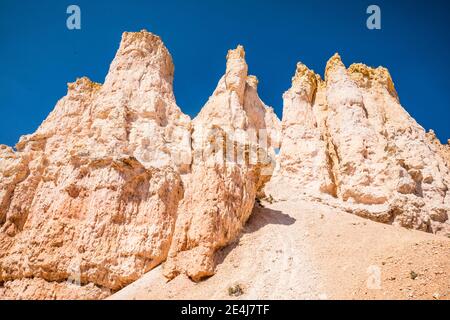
<box><xmin>110</xmin><ymin>199</ymin><xmax>450</xmax><ymax>300</ymax></box>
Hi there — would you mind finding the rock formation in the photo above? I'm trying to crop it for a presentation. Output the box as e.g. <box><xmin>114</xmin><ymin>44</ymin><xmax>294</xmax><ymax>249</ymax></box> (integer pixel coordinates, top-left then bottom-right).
<box><xmin>0</xmin><ymin>31</ymin><xmax>189</xmax><ymax>299</ymax></box>
<box><xmin>163</xmin><ymin>46</ymin><xmax>280</xmax><ymax>281</ymax></box>
<box><xmin>427</xmin><ymin>130</ymin><xmax>450</xmax><ymax>167</ymax></box>
<box><xmin>266</xmin><ymin>54</ymin><xmax>450</xmax><ymax>235</ymax></box>
<box><xmin>0</xmin><ymin>29</ymin><xmax>449</xmax><ymax>300</ymax></box>
<box><xmin>265</xmin><ymin>63</ymin><xmax>335</xmax><ymax>199</ymax></box>
<box><xmin>0</xmin><ymin>32</ymin><xmax>278</xmax><ymax>299</ymax></box>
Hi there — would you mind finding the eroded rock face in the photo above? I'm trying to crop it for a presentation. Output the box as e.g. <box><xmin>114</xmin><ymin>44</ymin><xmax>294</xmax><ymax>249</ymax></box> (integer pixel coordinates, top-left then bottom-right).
<box><xmin>266</xmin><ymin>54</ymin><xmax>450</xmax><ymax>234</ymax></box>
<box><xmin>0</xmin><ymin>34</ymin><xmax>279</xmax><ymax>298</ymax></box>
<box><xmin>163</xmin><ymin>46</ymin><xmax>280</xmax><ymax>281</ymax></box>
<box><xmin>0</xmin><ymin>31</ymin><xmax>187</xmax><ymax>299</ymax></box>
<box><xmin>265</xmin><ymin>63</ymin><xmax>335</xmax><ymax>200</ymax></box>
<box><xmin>427</xmin><ymin>131</ymin><xmax>450</xmax><ymax>168</ymax></box>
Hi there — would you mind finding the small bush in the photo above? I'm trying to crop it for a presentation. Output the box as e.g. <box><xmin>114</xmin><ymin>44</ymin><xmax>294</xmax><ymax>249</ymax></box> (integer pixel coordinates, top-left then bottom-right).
<box><xmin>228</xmin><ymin>284</ymin><xmax>244</xmax><ymax>297</ymax></box>
<box><xmin>266</xmin><ymin>194</ymin><xmax>274</xmax><ymax>204</ymax></box>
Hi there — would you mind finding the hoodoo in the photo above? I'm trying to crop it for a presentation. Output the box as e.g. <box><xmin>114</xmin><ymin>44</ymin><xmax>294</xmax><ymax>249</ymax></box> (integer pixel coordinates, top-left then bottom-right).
<box><xmin>266</xmin><ymin>53</ymin><xmax>450</xmax><ymax>234</ymax></box>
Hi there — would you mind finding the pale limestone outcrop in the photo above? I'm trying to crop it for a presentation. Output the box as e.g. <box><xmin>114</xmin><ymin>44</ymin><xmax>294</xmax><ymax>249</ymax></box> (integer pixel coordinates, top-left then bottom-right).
<box><xmin>266</xmin><ymin>54</ymin><xmax>450</xmax><ymax>234</ymax></box>
<box><xmin>163</xmin><ymin>46</ymin><xmax>280</xmax><ymax>281</ymax></box>
<box><xmin>0</xmin><ymin>30</ymin><xmax>187</xmax><ymax>299</ymax></box>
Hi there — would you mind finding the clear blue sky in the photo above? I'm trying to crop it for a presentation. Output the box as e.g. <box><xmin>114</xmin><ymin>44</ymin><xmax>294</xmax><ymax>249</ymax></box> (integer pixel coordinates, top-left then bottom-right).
<box><xmin>1</xmin><ymin>0</ymin><xmax>449</xmax><ymax>146</ymax></box>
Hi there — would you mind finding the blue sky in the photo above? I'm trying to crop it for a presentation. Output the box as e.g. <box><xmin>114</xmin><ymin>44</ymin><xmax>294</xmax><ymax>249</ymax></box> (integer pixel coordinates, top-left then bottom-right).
<box><xmin>1</xmin><ymin>0</ymin><xmax>449</xmax><ymax>146</ymax></box>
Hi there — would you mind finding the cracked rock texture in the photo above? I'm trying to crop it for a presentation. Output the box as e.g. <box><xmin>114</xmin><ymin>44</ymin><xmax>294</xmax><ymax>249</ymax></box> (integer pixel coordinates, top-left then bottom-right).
<box><xmin>266</xmin><ymin>54</ymin><xmax>450</xmax><ymax>235</ymax></box>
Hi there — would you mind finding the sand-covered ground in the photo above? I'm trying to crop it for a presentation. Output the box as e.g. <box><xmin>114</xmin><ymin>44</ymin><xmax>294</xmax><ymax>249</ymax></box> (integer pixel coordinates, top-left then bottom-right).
<box><xmin>110</xmin><ymin>199</ymin><xmax>450</xmax><ymax>300</ymax></box>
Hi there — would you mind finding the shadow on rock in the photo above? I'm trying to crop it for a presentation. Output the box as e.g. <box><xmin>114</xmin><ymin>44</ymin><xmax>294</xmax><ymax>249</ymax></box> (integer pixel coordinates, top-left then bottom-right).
<box><xmin>245</xmin><ymin>204</ymin><xmax>296</xmax><ymax>233</ymax></box>
<box><xmin>214</xmin><ymin>204</ymin><xmax>296</xmax><ymax>266</ymax></box>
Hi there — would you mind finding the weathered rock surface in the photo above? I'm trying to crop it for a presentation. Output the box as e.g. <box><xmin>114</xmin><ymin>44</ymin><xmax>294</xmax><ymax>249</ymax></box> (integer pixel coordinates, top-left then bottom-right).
<box><xmin>0</xmin><ymin>33</ymin><xmax>278</xmax><ymax>298</ymax></box>
<box><xmin>0</xmin><ymin>31</ymin><xmax>188</xmax><ymax>299</ymax></box>
<box><xmin>163</xmin><ymin>46</ymin><xmax>280</xmax><ymax>281</ymax></box>
<box><xmin>265</xmin><ymin>63</ymin><xmax>335</xmax><ymax>199</ymax></box>
<box><xmin>266</xmin><ymin>54</ymin><xmax>450</xmax><ymax>235</ymax></box>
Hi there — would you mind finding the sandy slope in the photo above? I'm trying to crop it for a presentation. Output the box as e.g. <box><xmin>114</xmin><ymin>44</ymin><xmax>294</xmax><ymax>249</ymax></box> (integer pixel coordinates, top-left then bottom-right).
<box><xmin>110</xmin><ymin>199</ymin><xmax>450</xmax><ymax>300</ymax></box>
